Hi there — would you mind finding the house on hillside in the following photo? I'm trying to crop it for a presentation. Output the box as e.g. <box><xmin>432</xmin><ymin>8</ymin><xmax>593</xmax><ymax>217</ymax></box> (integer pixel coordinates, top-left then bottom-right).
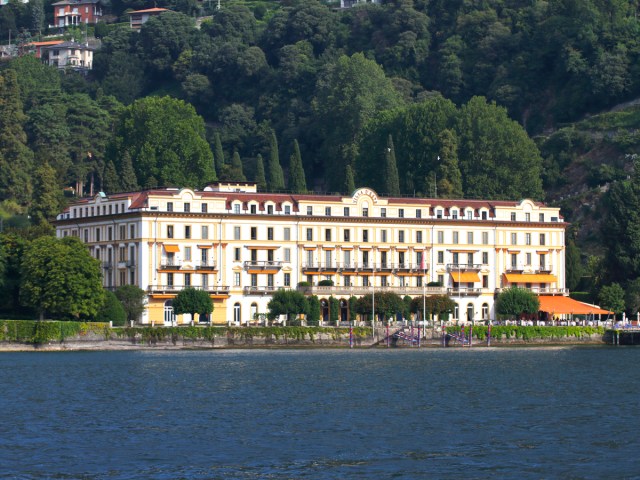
<box><xmin>50</xmin><ymin>0</ymin><xmax>103</xmax><ymax>28</ymax></box>
<box><xmin>29</xmin><ymin>40</ymin><xmax>65</xmax><ymax>58</ymax></box>
<box><xmin>40</xmin><ymin>41</ymin><xmax>94</xmax><ymax>71</ymax></box>
<box><xmin>340</xmin><ymin>0</ymin><xmax>381</xmax><ymax>8</ymax></box>
<box><xmin>127</xmin><ymin>7</ymin><xmax>169</xmax><ymax>29</ymax></box>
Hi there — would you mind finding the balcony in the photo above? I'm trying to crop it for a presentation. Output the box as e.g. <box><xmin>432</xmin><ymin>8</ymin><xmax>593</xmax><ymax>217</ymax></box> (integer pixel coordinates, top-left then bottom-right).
<box><xmin>243</xmin><ymin>286</ymin><xmax>290</xmax><ymax>295</ymax></box>
<box><xmin>447</xmin><ymin>263</ymin><xmax>483</xmax><ymax>272</ymax></box>
<box><xmin>195</xmin><ymin>260</ymin><xmax>217</xmax><ymax>271</ymax></box>
<box><xmin>159</xmin><ymin>259</ymin><xmax>182</xmax><ymax>270</ymax></box>
<box><xmin>148</xmin><ymin>285</ymin><xmax>230</xmax><ymax>295</ymax></box>
<box><xmin>448</xmin><ymin>287</ymin><xmax>484</xmax><ymax>296</ymax></box>
<box><xmin>126</xmin><ymin>260</ymin><xmax>135</xmax><ymax>268</ymax></box>
<box><xmin>301</xmin><ymin>261</ymin><xmax>339</xmax><ymax>273</ymax></box>
<box><xmin>536</xmin><ymin>264</ymin><xmax>553</xmax><ymax>273</ymax></box>
<box><xmin>495</xmin><ymin>287</ymin><xmax>568</xmax><ymax>295</ymax></box>
<box><xmin>297</xmin><ymin>285</ymin><xmax>446</xmax><ymax>296</ymax></box>
<box><xmin>102</xmin><ymin>261</ymin><xmax>113</xmax><ymax>270</ymax></box>
<box><xmin>243</xmin><ymin>260</ymin><xmax>282</xmax><ymax>271</ymax></box>
<box><xmin>395</xmin><ymin>262</ymin><xmax>427</xmax><ymax>273</ymax></box>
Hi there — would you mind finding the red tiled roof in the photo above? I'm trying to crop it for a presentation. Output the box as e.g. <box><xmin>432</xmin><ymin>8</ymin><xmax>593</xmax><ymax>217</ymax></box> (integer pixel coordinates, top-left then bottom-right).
<box><xmin>128</xmin><ymin>7</ymin><xmax>168</xmax><ymax>14</ymax></box>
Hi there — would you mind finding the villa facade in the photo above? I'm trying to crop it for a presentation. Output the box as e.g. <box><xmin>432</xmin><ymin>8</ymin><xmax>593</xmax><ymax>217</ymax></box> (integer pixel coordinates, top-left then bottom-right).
<box><xmin>54</xmin><ymin>183</ymin><xmax>566</xmax><ymax>326</ymax></box>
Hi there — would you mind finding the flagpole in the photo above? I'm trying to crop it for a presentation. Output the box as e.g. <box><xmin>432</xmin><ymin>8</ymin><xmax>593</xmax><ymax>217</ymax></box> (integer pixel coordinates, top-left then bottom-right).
<box><xmin>422</xmin><ymin>252</ymin><xmax>426</xmax><ymax>343</ymax></box>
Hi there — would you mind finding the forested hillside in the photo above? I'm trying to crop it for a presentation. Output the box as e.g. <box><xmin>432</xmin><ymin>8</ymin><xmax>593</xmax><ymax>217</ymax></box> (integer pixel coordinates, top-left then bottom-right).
<box><xmin>1</xmin><ymin>0</ymin><xmax>640</xmax><ymax>306</ymax></box>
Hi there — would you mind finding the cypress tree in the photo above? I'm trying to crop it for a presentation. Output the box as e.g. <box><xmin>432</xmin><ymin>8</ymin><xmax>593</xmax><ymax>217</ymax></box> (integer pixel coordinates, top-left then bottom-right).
<box><xmin>30</xmin><ymin>161</ymin><xmax>61</xmax><ymax>225</ymax></box>
<box><xmin>214</xmin><ymin>132</ymin><xmax>225</xmax><ymax>175</ymax></box>
<box><xmin>255</xmin><ymin>154</ymin><xmax>267</xmax><ymax>190</ymax></box>
<box><xmin>120</xmin><ymin>151</ymin><xmax>140</xmax><ymax>192</ymax></box>
<box><xmin>288</xmin><ymin>139</ymin><xmax>307</xmax><ymax>193</ymax></box>
<box><xmin>102</xmin><ymin>159</ymin><xmax>120</xmax><ymax>193</ymax></box>
<box><xmin>436</xmin><ymin>129</ymin><xmax>463</xmax><ymax>198</ymax></box>
<box><xmin>0</xmin><ymin>69</ymin><xmax>34</xmax><ymax>206</ymax></box>
<box><xmin>267</xmin><ymin>130</ymin><xmax>285</xmax><ymax>191</ymax></box>
<box><xmin>344</xmin><ymin>164</ymin><xmax>355</xmax><ymax>194</ymax></box>
<box><xmin>230</xmin><ymin>150</ymin><xmax>246</xmax><ymax>181</ymax></box>
<box><xmin>384</xmin><ymin>134</ymin><xmax>400</xmax><ymax>196</ymax></box>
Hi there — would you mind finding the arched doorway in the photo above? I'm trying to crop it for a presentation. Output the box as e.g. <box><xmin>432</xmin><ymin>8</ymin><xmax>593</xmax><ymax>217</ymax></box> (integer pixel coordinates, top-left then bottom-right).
<box><xmin>234</xmin><ymin>302</ymin><xmax>241</xmax><ymax>325</ymax></box>
<box><xmin>164</xmin><ymin>300</ymin><xmax>175</xmax><ymax>326</ymax></box>
<box><xmin>250</xmin><ymin>302</ymin><xmax>258</xmax><ymax>325</ymax></box>
<box><xmin>320</xmin><ymin>299</ymin><xmax>329</xmax><ymax>325</ymax></box>
<box><xmin>340</xmin><ymin>299</ymin><xmax>348</xmax><ymax>323</ymax></box>
<box><xmin>467</xmin><ymin>303</ymin><xmax>474</xmax><ymax>324</ymax></box>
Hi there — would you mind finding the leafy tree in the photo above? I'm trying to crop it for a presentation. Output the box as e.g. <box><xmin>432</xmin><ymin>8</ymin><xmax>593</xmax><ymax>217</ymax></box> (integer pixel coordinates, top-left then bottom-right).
<box><xmin>97</xmin><ymin>290</ymin><xmax>127</xmax><ymax>326</ymax></box>
<box><xmin>495</xmin><ymin>287</ymin><xmax>540</xmax><ymax>320</ymax></box>
<box><xmin>119</xmin><ymin>151</ymin><xmax>139</xmax><ymax>192</ymax></box>
<box><xmin>109</xmin><ymin>96</ymin><xmax>215</xmax><ymax>189</ymax></box>
<box><xmin>565</xmin><ymin>239</ymin><xmax>583</xmax><ymax>291</ymax></box>
<box><xmin>29</xmin><ymin>0</ymin><xmax>44</xmax><ymax>36</ymax></box>
<box><xmin>229</xmin><ymin>150</ymin><xmax>246</xmax><ymax>181</ymax></box>
<box><xmin>329</xmin><ymin>295</ymin><xmax>339</xmax><ymax>325</ymax></box>
<box><xmin>267</xmin><ymin>130</ymin><xmax>285</xmax><ymax>191</ymax></box>
<box><xmin>214</xmin><ymin>132</ymin><xmax>225</xmax><ymax>177</ymax></box>
<box><xmin>436</xmin><ymin>129</ymin><xmax>463</xmax><ymax>198</ymax></box>
<box><xmin>0</xmin><ymin>233</ymin><xmax>28</xmax><ymax>314</ymax></box>
<box><xmin>115</xmin><ymin>284</ymin><xmax>146</xmax><ymax>324</ymax></box>
<box><xmin>100</xmin><ymin>51</ymin><xmax>145</xmax><ymax>105</ymax></box>
<box><xmin>599</xmin><ymin>283</ymin><xmax>625</xmax><ymax>316</ymax></box>
<box><xmin>307</xmin><ymin>295</ymin><xmax>320</xmax><ymax>326</ymax></box>
<box><xmin>20</xmin><ymin>236</ymin><xmax>104</xmax><ymax>320</ymax></box>
<box><xmin>288</xmin><ymin>139</ymin><xmax>307</xmax><ymax>193</ymax></box>
<box><xmin>384</xmin><ymin>134</ymin><xmax>400</xmax><ymax>196</ymax></box>
<box><xmin>254</xmin><ymin>154</ymin><xmax>267</xmax><ymax>190</ymax></box>
<box><xmin>267</xmin><ymin>289</ymin><xmax>308</xmax><ymax>325</ymax></box>
<box><xmin>172</xmin><ymin>287</ymin><xmax>213</xmax><ymax>323</ymax></box>
<box><xmin>357</xmin><ymin>291</ymin><xmax>403</xmax><ymax>323</ymax></box>
<box><xmin>102</xmin><ymin>159</ymin><xmax>120</xmax><ymax>194</ymax></box>
<box><xmin>348</xmin><ymin>295</ymin><xmax>358</xmax><ymax>322</ymax></box>
<box><xmin>0</xmin><ymin>69</ymin><xmax>34</xmax><ymax>206</ymax></box>
<box><xmin>411</xmin><ymin>294</ymin><xmax>456</xmax><ymax>323</ymax></box>
<box><xmin>29</xmin><ymin>162</ymin><xmax>62</xmax><ymax>225</ymax></box>
<box><xmin>624</xmin><ymin>278</ymin><xmax>640</xmax><ymax>317</ymax></box>
<box><xmin>402</xmin><ymin>295</ymin><xmax>412</xmax><ymax>322</ymax></box>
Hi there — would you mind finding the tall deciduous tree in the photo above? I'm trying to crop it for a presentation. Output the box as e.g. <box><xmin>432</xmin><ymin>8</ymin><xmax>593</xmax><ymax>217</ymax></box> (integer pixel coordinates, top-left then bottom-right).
<box><xmin>267</xmin><ymin>130</ymin><xmax>285</xmax><ymax>191</ymax></box>
<box><xmin>288</xmin><ymin>139</ymin><xmax>307</xmax><ymax>193</ymax></box>
<box><xmin>267</xmin><ymin>289</ymin><xmax>308</xmax><ymax>325</ymax></box>
<box><xmin>20</xmin><ymin>236</ymin><xmax>104</xmax><ymax>320</ymax></box>
<box><xmin>495</xmin><ymin>287</ymin><xmax>540</xmax><ymax>320</ymax></box>
<box><xmin>598</xmin><ymin>283</ymin><xmax>625</xmax><ymax>316</ymax></box>
<box><xmin>115</xmin><ymin>284</ymin><xmax>146</xmax><ymax>324</ymax></box>
<box><xmin>384</xmin><ymin>134</ymin><xmax>400</xmax><ymax>196</ymax></box>
<box><xmin>436</xmin><ymin>129</ymin><xmax>463</xmax><ymax>198</ymax></box>
<box><xmin>109</xmin><ymin>96</ymin><xmax>215</xmax><ymax>189</ymax></box>
<box><xmin>255</xmin><ymin>153</ymin><xmax>267</xmax><ymax>190</ymax></box>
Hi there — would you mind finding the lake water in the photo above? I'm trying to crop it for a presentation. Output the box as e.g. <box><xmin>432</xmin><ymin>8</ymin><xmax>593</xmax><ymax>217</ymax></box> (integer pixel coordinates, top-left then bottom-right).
<box><xmin>1</xmin><ymin>347</ymin><xmax>639</xmax><ymax>479</ymax></box>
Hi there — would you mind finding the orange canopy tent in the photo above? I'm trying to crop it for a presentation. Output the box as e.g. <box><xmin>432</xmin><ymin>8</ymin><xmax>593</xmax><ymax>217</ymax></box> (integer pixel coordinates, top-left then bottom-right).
<box><xmin>537</xmin><ymin>296</ymin><xmax>613</xmax><ymax>315</ymax></box>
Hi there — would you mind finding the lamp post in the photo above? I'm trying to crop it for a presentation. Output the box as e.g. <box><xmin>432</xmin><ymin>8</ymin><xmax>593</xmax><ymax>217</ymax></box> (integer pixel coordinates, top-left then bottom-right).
<box><xmin>372</xmin><ymin>268</ymin><xmax>375</xmax><ymax>341</ymax></box>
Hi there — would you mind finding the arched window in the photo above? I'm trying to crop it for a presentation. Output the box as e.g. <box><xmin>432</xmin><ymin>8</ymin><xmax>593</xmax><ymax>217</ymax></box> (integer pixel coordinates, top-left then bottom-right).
<box><xmin>164</xmin><ymin>300</ymin><xmax>175</xmax><ymax>326</ymax></box>
<box><xmin>234</xmin><ymin>303</ymin><xmax>241</xmax><ymax>325</ymax></box>
<box><xmin>467</xmin><ymin>303</ymin><xmax>474</xmax><ymax>323</ymax></box>
<box><xmin>482</xmin><ymin>303</ymin><xmax>489</xmax><ymax>320</ymax></box>
<box><xmin>250</xmin><ymin>303</ymin><xmax>258</xmax><ymax>323</ymax></box>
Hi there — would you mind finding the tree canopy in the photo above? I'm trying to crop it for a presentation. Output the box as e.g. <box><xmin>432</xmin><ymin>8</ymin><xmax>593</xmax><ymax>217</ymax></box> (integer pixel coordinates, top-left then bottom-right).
<box><xmin>172</xmin><ymin>287</ymin><xmax>213</xmax><ymax>321</ymax></box>
<box><xmin>495</xmin><ymin>287</ymin><xmax>540</xmax><ymax>319</ymax></box>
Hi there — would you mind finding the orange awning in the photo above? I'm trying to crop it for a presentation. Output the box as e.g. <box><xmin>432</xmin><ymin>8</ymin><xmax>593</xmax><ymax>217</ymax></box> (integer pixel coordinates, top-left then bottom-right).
<box><xmin>198</xmin><ymin>245</ymin><xmax>212</xmax><ymax>249</ymax></box>
<box><xmin>451</xmin><ymin>271</ymin><xmax>480</xmax><ymax>283</ymax></box>
<box><xmin>504</xmin><ymin>273</ymin><xmax>557</xmax><ymax>283</ymax></box>
<box><xmin>163</xmin><ymin>244</ymin><xmax>180</xmax><ymax>253</ymax></box>
<box><xmin>538</xmin><ymin>296</ymin><xmax>613</xmax><ymax>315</ymax></box>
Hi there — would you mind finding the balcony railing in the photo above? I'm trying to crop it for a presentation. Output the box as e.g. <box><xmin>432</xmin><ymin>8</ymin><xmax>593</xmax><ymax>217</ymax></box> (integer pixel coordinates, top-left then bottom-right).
<box><xmin>298</xmin><ymin>285</ymin><xmax>446</xmax><ymax>296</ymax></box>
<box><xmin>301</xmin><ymin>262</ymin><xmax>428</xmax><ymax>272</ymax></box>
<box><xmin>447</xmin><ymin>287</ymin><xmax>484</xmax><ymax>296</ymax></box>
<box><xmin>243</xmin><ymin>260</ymin><xmax>283</xmax><ymax>270</ymax></box>
<box><xmin>243</xmin><ymin>286</ymin><xmax>290</xmax><ymax>295</ymax></box>
<box><xmin>495</xmin><ymin>287</ymin><xmax>568</xmax><ymax>295</ymax></box>
<box><xmin>102</xmin><ymin>261</ymin><xmax>113</xmax><ymax>270</ymax></box>
<box><xmin>159</xmin><ymin>259</ymin><xmax>182</xmax><ymax>269</ymax></box>
<box><xmin>535</xmin><ymin>264</ymin><xmax>553</xmax><ymax>273</ymax></box>
<box><xmin>148</xmin><ymin>285</ymin><xmax>230</xmax><ymax>295</ymax></box>
<box><xmin>447</xmin><ymin>263</ymin><xmax>483</xmax><ymax>271</ymax></box>
<box><xmin>195</xmin><ymin>260</ymin><xmax>217</xmax><ymax>270</ymax></box>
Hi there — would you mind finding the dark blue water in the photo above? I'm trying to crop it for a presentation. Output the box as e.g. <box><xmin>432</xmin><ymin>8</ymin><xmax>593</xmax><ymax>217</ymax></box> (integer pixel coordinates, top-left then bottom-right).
<box><xmin>1</xmin><ymin>347</ymin><xmax>639</xmax><ymax>479</ymax></box>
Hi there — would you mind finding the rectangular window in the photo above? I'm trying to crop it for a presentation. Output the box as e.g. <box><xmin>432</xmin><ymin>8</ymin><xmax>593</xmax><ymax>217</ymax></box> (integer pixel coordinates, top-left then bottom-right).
<box><xmin>539</xmin><ymin>213</ymin><xmax>544</xmax><ymax>222</ymax></box>
<box><xmin>251</xmin><ymin>274</ymin><xmax>257</xmax><ymax>287</ymax></box>
<box><xmin>344</xmin><ymin>275</ymin><xmax>351</xmax><ymax>286</ymax></box>
<box><xmin>268</xmin><ymin>274</ymin><xmax>274</xmax><ymax>287</ymax></box>
<box><xmin>437</xmin><ymin>231</ymin><xmax>444</xmax><ymax>244</ymax></box>
<box><xmin>436</xmin><ymin>209</ymin><xmax>443</xmax><ymax>219</ymax></box>
<box><xmin>234</xmin><ymin>272</ymin><xmax>240</xmax><ymax>287</ymax></box>
<box><xmin>526</xmin><ymin>253</ymin><xmax>532</xmax><ymax>265</ymax></box>
<box><xmin>201</xmin><ymin>248</ymin><xmax>207</xmax><ymax>263</ymax></box>
<box><xmin>130</xmin><ymin>225</ymin><xmax>135</xmax><ymax>239</ymax></box>
<box><xmin>167</xmin><ymin>202</ymin><xmax>173</xmax><ymax>212</ymax></box>
<box><xmin>526</xmin><ymin>233</ymin><xmax>532</xmax><ymax>245</ymax></box>
<box><xmin>284</xmin><ymin>227</ymin><xmax>291</xmax><ymax>241</ymax></box>
<box><xmin>362</xmin><ymin>207</ymin><xmax>368</xmax><ymax>217</ymax></box>
<box><xmin>306</xmin><ymin>228</ymin><xmax>313</xmax><ymax>241</ymax></box>
<box><xmin>437</xmin><ymin>251</ymin><xmax>444</xmax><ymax>264</ymax></box>
<box><xmin>525</xmin><ymin>212</ymin><xmax>531</xmax><ymax>222</ymax></box>
<box><xmin>325</xmin><ymin>206</ymin><xmax>331</xmax><ymax>216</ymax></box>
<box><xmin>437</xmin><ymin>274</ymin><xmax>444</xmax><ymax>285</ymax></box>
<box><xmin>201</xmin><ymin>226</ymin><xmax>208</xmax><ymax>239</ymax></box>
<box><xmin>267</xmin><ymin>250</ymin><xmax>274</xmax><ymax>262</ymax></box>
<box><xmin>467</xmin><ymin>231</ymin><xmax>473</xmax><ymax>244</ymax></box>
<box><xmin>184</xmin><ymin>203</ymin><xmax>190</xmax><ymax>213</ymax></box>
<box><xmin>453</xmin><ymin>252</ymin><xmax>459</xmax><ymax>265</ymax></box>
<box><xmin>416</xmin><ymin>276</ymin><xmax>422</xmax><ymax>287</ymax></box>
<box><xmin>344</xmin><ymin>250</ymin><xmax>351</xmax><ymax>265</ymax></box>
<box><xmin>96</xmin><ymin>228</ymin><xmax>101</xmax><ymax>242</ymax></box>
<box><xmin>307</xmin><ymin>206</ymin><xmax>313</xmax><ymax>215</ymax></box>
<box><xmin>511</xmin><ymin>233</ymin><xmax>517</xmax><ymax>245</ymax></box>
<box><xmin>467</xmin><ymin>253</ymin><xmax>473</xmax><ymax>265</ymax></box>
<box><xmin>381</xmin><ymin>230</ymin><xmax>387</xmax><ymax>243</ymax></box>
<box><xmin>233</xmin><ymin>204</ymin><xmax>240</xmax><ymax>214</ymax></box>
<box><xmin>234</xmin><ymin>248</ymin><xmax>240</xmax><ymax>261</ymax></box>
<box><xmin>325</xmin><ymin>250</ymin><xmax>332</xmax><ymax>267</ymax></box>
<box><xmin>325</xmin><ymin>229</ymin><xmax>331</xmax><ymax>242</ymax></box>
<box><xmin>482</xmin><ymin>252</ymin><xmax>489</xmax><ymax>264</ymax></box>
<box><xmin>108</xmin><ymin>227</ymin><xmax>113</xmax><ymax>241</ymax></box>
<box><xmin>482</xmin><ymin>231</ymin><xmax>489</xmax><ymax>245</ymax></box>
<box><xmin>344</xmin><ymin>207</ymin><xmax>350</xmax><ymax>217</ymax></box>
<box><xmin>284</xmin><ymin>273</ymin><xmax>291</xmax><ymax>287</ymax></box>
<box><xmin>234</xmin><ymin>226</ymin><xmax>240</xmax><ymax>240</ymax></box>
<box><xmin>185</xmin><ymin>226</ymin><xmax>191</xmax><ymax>239</ymax></box>
<box><xmin>268</xmin><ymin>227</ymin><xmax>274</xmax><ymax>241</ymax></box>
<box><xmin>251</xmin><ymin>227</ymin><xmax>257</xmax><ymax>240</ymax></box>
<box><xmin>84</xmin><ymin>229</ymin><xmax>89</xmax><ymax>242</ymax></box>
<box><xmin>416</xmin><ymin>209</ymin><xmax>421</xmax><ymax>219</ymax></box>
<box><xmin>202</xmin><ymin>274</ymin><xmax>208</xmax><ymax>289</ymax></box>
<box><xmin>398</xmin><ymin>231</ymin><xmax>405</xmax><ymax>243</ymax></box>
<box><xmin>344</xmin><ymin>230</ymin><xmax>350</xmax><ymax>242</ymax></box>
<box><xmin>201</xmin><ymin>203</ymin><xmax>208</xmax><ymax>213</ymax></box>
<box><xmin>362</xmin><ymin>230</ymin><xmax>369</xmax><ymax>242</ymax></box>
<box><xmin>250</xmin><ymin>204</ymin><xmax>257</xmax><ymax>214</ymax></box>
<box><xmin>511</xmin><ymin>253</ymin><xmax>518</xmax><ymax>268</ymax></box>
<box><xmin>120</xmin><ymin>226</ymin><xmax>125</xmax><ymax>240</ymax></box>
<box><xmin>481</xmin><ymin>211</ymin><xmax>488</xmax><ymax>220</ymax></box>
<box><xmin>167</xmin><ymin>225</ymin><xmax>174</xmax><ymax>238</ymax></box>
<box><xmin>452</xmin><ymin>210</ymin><xmax>458</xmax><ymax>219</ymax></box>
<box><xmin>540</xmin><ymin>234</ymin><xmax>546</xmax><ymax>246</ymax></box>
<box><xmin>399</xmin><ymin>208</ymin><xmax>404</xmax><ymax>218</ymax></box>
<box><xmin>184</xmin><ymin>273</ymin><xmax>191</xmax><ymax>286</ymax></box>
<box><xmin>284</xmin><ymin>248</ymin><xmax>291</xmax><ymax>262</ymax></box>
<box><xmin>285</xmin><ymin>205</ymin><xmax>291</xmax><ymax>215</ymax></box>
<box><xmin>511</xmin><ymin>212</ymin><xmax>517</xmax><ymax>221</ymax></box>
<box><xmin>167</xmin><ymin>272</ymin><xmax>174</xmax><ymax>287</ymax></box>
<box><xmin>381</xmin><ymin>208</ymin><xmax>386</xmax><ymax>218</ymax></box>
<box><xmin>483</xmin><ymin>275</ymin><xmax>488</xmax><ymax>288</ymax></box>
<box><xmin>453</xmin><ymin>232</ymin><xmax>459</xmax><ymax>244</ymax></box>
<box><xmin>185</xmin><ymin>247</ymin><xmax>192</xmax><ymax>261</ymax></box>
<box><xmin>267</xmin><ymin>205</ymin><xmax>273</xmax><ymax>215</ymax></box>
<box><xmin>417</xmin><ymin>231</ymin><xmax>423</xmax><ymax>243</ymax></box>
<box><xmin>467</xmin><ymin>210</ymin><xmax>473</xmax><ymax>220</ymax></box>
